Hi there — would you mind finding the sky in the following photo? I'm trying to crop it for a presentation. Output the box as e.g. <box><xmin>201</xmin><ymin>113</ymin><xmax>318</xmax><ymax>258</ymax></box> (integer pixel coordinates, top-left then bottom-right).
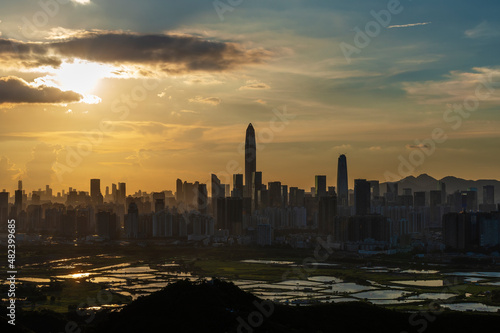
<box><xmin>0</xmin><ymin>0</ymin><xmax>499</xmax><ymax>194</ymax></box>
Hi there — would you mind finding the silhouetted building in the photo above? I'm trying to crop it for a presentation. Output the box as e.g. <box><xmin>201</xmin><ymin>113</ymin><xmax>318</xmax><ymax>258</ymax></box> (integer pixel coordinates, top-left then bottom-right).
<box><xmin>125</xmin><ymin>202</ymin><xmax>139</xmax><ymax>238</ymax></box>
<box><xmin>483</xmin><ymin>185</ymin><xmax>495</xmax><ymax>205</ymax></box>
<box><xmin>96</xmin><ymin>211</ymin><xmax>119</xmax><ymax>240</ymax></box>
<box><xmin>90</xmin><ymin>179</ymin><xmax>103</xmax><ymax>205</ymax></box>
<box><xmin>414</xmin><ymin>191</ymin><xmax>426</xmax><ymax>207</ymax></box>
<box><xmin>354</xmin><ymin>179</ymin><xmax>370</xmax><ymax>216</ymax></box>
<box><xmin>369</xmin><ymin>180</ymin><xmax>380</xmax><ymax>199</ymax></box>
<box><xmin>232</xmin><ymin>174</ymin><xmax>243</xmax><ymax>198</ymax></box>
<box><xmin>257</xmin><ymin>224</ymin><xmax>273</xmax><ymax>246</ymax></box>
<box><xmin>315</xmin><ymin>175</ymin><xmax>327</xmax><ymax>198</ymax></box>
<box><xmin>385</xmin><ymin>182</ymin><xmax>398</xmax><ymax>203</ymax></box>
<box><xmin>268</xmin><ymin>181</ymin><xmax>282</xmax><ymax>208</ymax></box>
<box><xmin>337</xmin><ymin>155</ymin><xmax>348</xmax><ymax>207</ymax></box>
<box><xmin>318</xmin><ymin>195</ymin><xmax>337</xmax><ymax>234</ymax></box>
<box><xmin>252</xmin><ymin>171</ymin><xmax>262</xmax><ymax>212</ymax></box>
<box><xmin>198</xmin><ymin>184</ymin><xmax>208</xmax><ymax>215</ymax></box>
<box><xmin>245</xmin><ymin>123</ymin><xmax>256</xmax><ymax>197</ymax></box>
<box><xmin>0</xmin><ymin>192</ymin><xmax>8</xmax><ymax>231</ymax></box>
<box><xmin>14</xmin><ymin>189</ymin><xmax>23</xmax><ymax>216</ymax></box>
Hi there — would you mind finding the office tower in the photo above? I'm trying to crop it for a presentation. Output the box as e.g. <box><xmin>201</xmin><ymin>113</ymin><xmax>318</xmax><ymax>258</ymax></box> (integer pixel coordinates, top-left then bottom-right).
<box><xmin>125</xmin><ymin>202</ymin><xmax>139</xmax><ymax>238</ymax></box>
<box><xmin>354</xmin><ymin>179</ymin><xmax>370</xmax><ymax>216</ymax></box>
<box><xmin>153</xmin><ymin>192</ymin><xmax>165</xmax><ymax>213</ymax></box>
<box><xmin>385</xmin><ymin>182</ymin><xmax>399</xmax><ymax>203</ymax></box>
<box><xmin>90</xmin><ymin>179</ymin><xmax>100</xmax><ymax>197</ymax></box>
<box><xmin>282</xmin><ymin>185</ymin><xmax>288</xmax><ymax>207</ymax></box>
<box><xmin>245</xmin><ymin>123</ymin><xmax>256</xmax><ymax>197</ymax></box>
<box><xmin>90</xmin><ymin>179</ymin><xmax>102</xmax><ymax>205</ymax></box>
<box><xmin>232</xmin><ymin>174</ymin><xmax>243</xmax><ymax>198</ymax></box>
<box><xmin>369</xmin><ymin>180</ymin><xmax>380</xmax><ymax>199</ymax></box>
<box><xmin>315</xmin><ymin>175</ymin><xmax>327</xmax><ymax>198</ymax></box>
<box><xmin>484</xmin><ymin>185</ymin><xmax>495</xmax><ymax>205</ymax></box>
<box><xmin>18</xmin><ymin>180</ymin><xmax>22</xmax><ymax>191</ymax></box>
<box><xmin>198</xmin><ymin>184</ymin><xmax>208</xmax><ymax>215</ymax></box>
<box><xmin>319</xmin><ymin>195</ymin><xmax>337</xmax><ymax>234</ymax></box>
<box><xmin>111</xmin><ymin>183</ymin><xmax>117</xmax><ymax>201</ymax></box>
<box><xmin>337</xmin><ymin>155</ymin><xmax>348</xmax><ymax>207</ymax></box>
<box><xmin>176</xmin><ymin>178</ymin><xmax>183</xmax><ymax>202</ymax></box>
<box><xmin>438</xmin><ymin>181</ymin><xmax>446</xmax><ymax>204</ymax></box>
<box><xmin>414</xmin><ymin>191</ymin><xmax>426</xmax><ymax>207</ymax></box>
<box><xmin>211</xmin><ymin>174</ymin><xmax>224</xmax><ymax>199</ymax></box>
<box><xmin>0</xmin><ymin>192</ymin><xmax>8</xmax><ymax>230</ymax></box>
<box><xmin>14</xmin><ymin>189</ymin><xmax>23</xmax><ymax>215</ymax></box>
<box><xmin>251</xmin><ymin>171</ymin><xmax>262</xmax><ymax>211</ymax></box>
<box><xmin>430</xmin><ymin>190</ymin><xmax>442</xmax><ymax>207</ymax></box>
<box><xmin>118</xmin><ymin>182</ymin><xmax>126</xmax><ymax>201</ymax></box>
<box><xmin>257</xmin><ymin>224</ymin><xmax>273</xmax><ymax>246</ymax></box>
<box><xmin>268</xmin><ymin>181</ymin><xmax>282</xmax><ymax>208</ymax></box>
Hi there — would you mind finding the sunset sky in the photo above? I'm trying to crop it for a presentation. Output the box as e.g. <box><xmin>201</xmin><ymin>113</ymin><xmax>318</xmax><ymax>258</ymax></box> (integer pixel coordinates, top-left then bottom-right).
<box><xmin>0</xmin><ymin>0</ymin><xmax>499</xmax><ymax>194</ymax></box>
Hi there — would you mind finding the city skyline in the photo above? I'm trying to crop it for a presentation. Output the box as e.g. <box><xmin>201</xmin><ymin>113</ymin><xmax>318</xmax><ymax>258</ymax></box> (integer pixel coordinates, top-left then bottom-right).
<box><xmin>1</xmin><ymin>1</ymin><xmax>500</xmax><ymax>193</ymax></box>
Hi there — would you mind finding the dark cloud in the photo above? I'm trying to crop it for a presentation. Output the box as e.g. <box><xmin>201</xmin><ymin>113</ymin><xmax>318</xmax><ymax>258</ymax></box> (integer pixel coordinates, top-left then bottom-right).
<box><xmin>0</xmin><ymin>76</ymin><xmax>82</xmax><ymax>104</ymax></box>
<box><xmin>0</xmin><ymin>32</ymin><xmax>271</xmax><ymax>73</ymax></box>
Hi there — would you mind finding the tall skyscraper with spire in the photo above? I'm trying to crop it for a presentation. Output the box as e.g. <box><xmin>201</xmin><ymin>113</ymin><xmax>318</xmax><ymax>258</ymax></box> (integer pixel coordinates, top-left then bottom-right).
<box><xmin>337</xmin><ymin>154</ymin><xmax>348</xmax><ymax>207</ymax></box>
<box><xmin>245</xmin><ymin>123</ymin><xmax>256</xmax><ymax>197</ymax></box>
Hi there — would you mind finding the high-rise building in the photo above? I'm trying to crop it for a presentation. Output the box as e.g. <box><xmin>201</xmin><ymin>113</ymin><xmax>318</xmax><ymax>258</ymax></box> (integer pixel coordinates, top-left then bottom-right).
<box><xmin>337</xmin><ymin>155</ymin><xmax>348</xmax><ymax>207</ymax></box>
<box><xmin>268</xmin><ymin>181</ymin><xmax>282</xmax><ymax>208</ymax></box>
<box><xmin>0</xmin><ymin>192</ymin><xmax>8</xmax><ymax>230</ymax></box>
<box><xmin>369</xmin><ymin>180</ymin><xmax>380</xmax><ymax>199</ymax></box>
<box><xmin>354</xmin><ymin>179</ymin><xmax>370</xmax><ymax>216</ymax></box>
<box><xmin>90</xmin><ymin>179</ymin><xmax>100</xmax><ymax>197</ymax></box>
<box><xmin>176</xmin><ymin>179</ymin><xmax>183</xmax><ymax>203</ymax></box>
<box><xmin>198</xmin><ymin>184</ymin><xmax>208</xmax><ymax>215</ymax></box>
<box><xmin>315</xmin><ymin>175</ymin><xmax>327</xmax><ymax>198</ymax></box>
<box><xmin>90</xmin><ymin>179</ymin><xmax>102</xmax><ymax>205</ymax></box>
<box><xmin>252</xmin><ymin>171</ymin><xmax>262</xmax><ymax>211</ymax></box>
<box><xmin>14</xmin><ymin>189</ymin><xmax>22</xmax><ymax>215</ymax></box>
<box><xmin>414</xmin><ymin>191</ymin><xmax>426</xmax><ymax>207</ymax></box>
<box><xmin>245</xmin><ymin>123</ymin><xmax>256</xmax><ymax>197</ymax></box>
<box><xmin>385</xmin><ymin>182</ymin><xmax>399</xmax><ymax>203</ymax></box>
<box><xmin>232</xmin><ymin>174</ymin><xmax>243</xmax><ymax>198</ymax></box>
<box><xmin>483</xmin><ymin>185</ymin><xmax>495</xmax><ymax>205</ymax></box>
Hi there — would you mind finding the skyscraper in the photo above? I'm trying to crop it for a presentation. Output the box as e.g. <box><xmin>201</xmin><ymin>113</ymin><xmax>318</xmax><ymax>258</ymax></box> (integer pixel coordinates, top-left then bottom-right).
<box><xmin>232</xmin><ymin>174</ymin><xmax>243</xmax><ymax>198</ymax></box>
<box><xmin>337</xmin><ymin>154</ymin><xmax>348</xmax><ymax>207</ymax></box>
<box><xmin>245</xmin><ymin>123</ymin><xmax>256</xmax><ymax>197</ymax></box>
<box><xmin>483</xmin><ymin>185</ymin><xmax>495</xmax><ymax>205</ymax></box>
<box><xmin>90</xmin><ymin>179</ymin><xmax>102</xmax><ymax>205</ymax></box>
<box><xmin>315</xmin><ymin>175</ymin><xmax>327</xmax><ymax>198</ymax></box>
<box><xmin>354</xmin><ymin>179</ymin><xmax>370</xmax><ymax>216</ymax></box>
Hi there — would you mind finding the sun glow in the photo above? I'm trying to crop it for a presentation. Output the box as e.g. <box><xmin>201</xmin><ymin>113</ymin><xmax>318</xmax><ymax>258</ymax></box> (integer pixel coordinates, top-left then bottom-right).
<box><xmin>54</xmin><ymin>60</ymin><xmax>115</xmax><ymax>94</ymax></box>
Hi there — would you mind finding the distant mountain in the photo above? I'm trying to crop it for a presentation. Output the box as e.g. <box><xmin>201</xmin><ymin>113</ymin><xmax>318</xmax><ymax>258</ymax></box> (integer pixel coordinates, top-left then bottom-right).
<box><xmin>382</xmin><ymin>174</ymin><xmax>500</xmax><ymax>203</ymax></box>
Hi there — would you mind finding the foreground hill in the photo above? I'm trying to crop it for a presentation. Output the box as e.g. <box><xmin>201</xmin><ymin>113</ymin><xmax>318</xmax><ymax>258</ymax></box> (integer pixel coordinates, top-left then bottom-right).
<box><xmin>3</xmin><ymin>279</ymin><xmax>500</xmax><ymax>332</ymax></box>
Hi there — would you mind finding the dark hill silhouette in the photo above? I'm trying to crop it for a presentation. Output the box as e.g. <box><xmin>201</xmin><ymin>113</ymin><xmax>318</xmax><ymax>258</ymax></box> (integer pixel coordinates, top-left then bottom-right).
<box><xmin>3</xmin><ymin>279</ymin><xmax>500</xmax><ymax>332</ymax></box>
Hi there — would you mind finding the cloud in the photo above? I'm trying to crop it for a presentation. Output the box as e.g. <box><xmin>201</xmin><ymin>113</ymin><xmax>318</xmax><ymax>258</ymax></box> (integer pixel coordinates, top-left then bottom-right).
<box><xmin>239</xmin><ymin>81</ymin><xmax>271</xmax><ymax>90</ymax></box>
<box><xmin>0</xmin><ymin>31</ymin><xmax>271</xmax><ymax>74</ymax></box>
<box><xmin>188</xmin><ymin>96</ymin><xmax>221</xmax><ymax>105</ymax></box>
<box><xmin>465</xmin><ymin>21</ymin><xmax>500</xmax><ymax>39</ymax></box>
<box><xmin>388</xmin><ymin>22</ymin><xmax>431</xmax><ymax>29</ymax></box>
<box><xmin>0</xmin><ymin>76</ymin><xmax>82</xmax><ymax>105</ymax></box>
<box><xmin>255</xmin><ymin>99</ymin><xmax>267</xmax><ymax>105</ymax></box>
<box><xmin>407</xmin><ymin>144</ymin><xmax>431</xmax><ymax>149</ymax></box>
<box><xmin>403</xmin><ymin>67</ymin><xmax>500</xmax><ymax>105</ymax></box>
<box><xmin>0</xmin><ymin>156</ymin><xmax>22</xmax><ymax>181</ymax></box>
<box><xmin>369</xmin><ymin>146</ymin><xmax>381</xmax><ymax>151</ymax></box>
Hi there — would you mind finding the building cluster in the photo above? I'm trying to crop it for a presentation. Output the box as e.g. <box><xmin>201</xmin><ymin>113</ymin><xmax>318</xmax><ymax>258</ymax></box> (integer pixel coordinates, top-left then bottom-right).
<box><xmin>1</xmin><ymin>124</ymin><xmax>499</xmax><ymax>251</ymax></box>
